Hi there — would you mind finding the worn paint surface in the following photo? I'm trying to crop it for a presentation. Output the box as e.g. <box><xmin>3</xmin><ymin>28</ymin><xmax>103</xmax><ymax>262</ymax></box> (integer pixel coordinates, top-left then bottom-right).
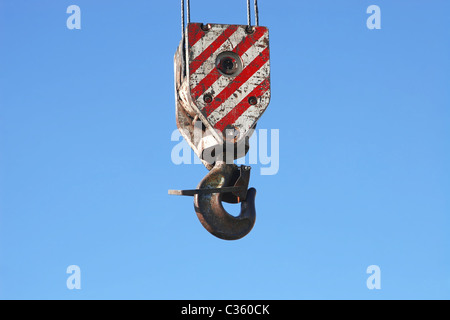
<box><xmin>187</xmin><ymin>23</ymin><xmax>271</xmax><ymax>143</ymax></box>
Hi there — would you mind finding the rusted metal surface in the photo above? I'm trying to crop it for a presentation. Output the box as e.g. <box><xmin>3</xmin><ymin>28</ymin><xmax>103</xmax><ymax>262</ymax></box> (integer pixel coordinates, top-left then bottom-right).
<box><xmin>188</xmin><ymin>23</ymin><xmax>271</xmax><ymax>150</ymax></box>
<box><xmin>172</xmin><ymin>8</ymin><xmax>270</xmax><ymax>240</ymax></box>
<box><xmin>194</xmin><ymin>162</ymin><xmax>256</xmax><ymax>241</ymax></box>
<box><xmin>174</xmin><ymin>23</ymin><xmax>270</xmax><ymax>167</ymax></box>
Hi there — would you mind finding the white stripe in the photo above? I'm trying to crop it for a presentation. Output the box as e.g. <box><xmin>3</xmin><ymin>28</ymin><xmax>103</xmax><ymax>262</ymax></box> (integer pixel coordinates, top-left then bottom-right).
<box><xmin>195</xmin><ymin>31</ymin><xmax>269</xmax><ymax>113</ymax></box>
<box><xmin>232</xmin><ymin>89</ymin><xmax>271</xmax><ymax>130</ymax></box>
<box><xmin>207</xmin><ymin>60</ymin><xmax>270</xmax><ymax>126</ymax></box>
<box><xmin>195</xmin><ymin>30</ymin><xmax>268</xmax><ymax>101</ymax></box>
<box><xmin>190</xmin><ymin>25</ymin><xmax>226</xmax><ymax>60</ymax></box>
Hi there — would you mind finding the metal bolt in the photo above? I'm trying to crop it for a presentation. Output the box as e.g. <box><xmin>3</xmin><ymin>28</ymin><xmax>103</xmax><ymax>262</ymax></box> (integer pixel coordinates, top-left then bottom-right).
<box><xmin>217</xmin><ymin>56</ymin><xmax>238</xmax><ymax>75</ymax></box>
<box><xmin>201</xmin><ymin>23</ymin><xmax>211</xmax><ymax>31</ymax></box>
<box><xmin>245</xmin><ymin>26</ymin><xmax>255</xmax><ymax>34</ymax></box>
<box><xmin>222</xmin><ymin>58</ymin><xmax>235</xmax><ymax>72</ymax></box>
<box><xmin>248</xmin><ymin>96</ymin><xmax>258</xmax><ymax>105</ymax></box>
<box><xmin>204</xmin><ymin>94</ymin><xmax>213</xmax><ymax>103</ymax></box>
<box><xmin>216</xmin><ymin>52</ymin><xmax>243</xmax><ymax>77</ymax></box>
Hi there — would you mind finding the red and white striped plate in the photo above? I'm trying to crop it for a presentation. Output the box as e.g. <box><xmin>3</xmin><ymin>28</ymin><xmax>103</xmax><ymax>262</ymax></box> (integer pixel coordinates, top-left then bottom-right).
<box><xmin>187</xmin><ymin>23</ymin><xmax>271</xmax><ymax>141</ymax></box>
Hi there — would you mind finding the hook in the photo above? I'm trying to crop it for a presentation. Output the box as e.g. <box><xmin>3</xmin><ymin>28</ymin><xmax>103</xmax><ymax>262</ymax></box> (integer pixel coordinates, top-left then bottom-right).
<box><xmin>194</xmin><ymin>161</ymin><xmax>257</xmax><ymax>241</ymax></box>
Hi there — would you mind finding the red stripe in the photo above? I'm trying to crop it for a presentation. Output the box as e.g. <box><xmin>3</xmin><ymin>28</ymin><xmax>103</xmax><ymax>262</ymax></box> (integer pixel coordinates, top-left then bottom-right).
<box><xmin>188</xmin><ymin>23</ymin><xmax>204</xmax><ymax>48</ymax></box>
<box><xmin>191</xmin><ymin>27</ymin><xmax>268</xmax><ymax>101</ymax></box>
<box><xmin>189</xmin><ymin>25</ymin><xmax>238</xmax><ymax>75</ymax></box>
<box><xmin>203</xmin><ymin>47</ymin><xmax>270</xmax><ymax>117</ymax></box>
<box><xmin>191</xmin><ymin>69</ymin><xmax>222</xmax><ymax>100</ymax></box>
<box><xmin>214</xmin><ymin>78</ymin><xmax>270</xmax><ymax>132</ymax></box>
<box><xmin>232</xmin><ymin>27</ymin><xmax>267</xmax><ymax>56</ymax></box>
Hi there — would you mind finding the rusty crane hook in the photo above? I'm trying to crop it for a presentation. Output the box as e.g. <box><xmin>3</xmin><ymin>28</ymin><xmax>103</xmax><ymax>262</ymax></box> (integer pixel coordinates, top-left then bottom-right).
<box><xmin>194</xmin><ymin>161</ymin><xmax>257</xmax><ymax>241</ymax></box>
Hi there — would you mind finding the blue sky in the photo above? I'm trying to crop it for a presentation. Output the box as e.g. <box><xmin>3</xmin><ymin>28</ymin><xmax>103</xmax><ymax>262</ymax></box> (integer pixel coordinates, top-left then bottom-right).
<box><xmin>0</xmin><ymin>0</ymin><xmax>449</xmax><ymax>299</ymax></box>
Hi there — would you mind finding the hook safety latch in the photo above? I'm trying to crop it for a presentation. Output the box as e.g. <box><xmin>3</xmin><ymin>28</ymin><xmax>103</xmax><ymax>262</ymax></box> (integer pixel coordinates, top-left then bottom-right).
<box><xmin>168</xmin><ymin>164</ymin><xmax>251</xmax><ymax>203</ymax></box>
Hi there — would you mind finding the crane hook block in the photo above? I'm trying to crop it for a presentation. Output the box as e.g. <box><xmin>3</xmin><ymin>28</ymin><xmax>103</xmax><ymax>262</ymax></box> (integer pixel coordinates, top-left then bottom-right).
<box><xmin>174</xmin><ymin>23</ymin><xmax>271</xmax><ymax>169</ymax></box>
